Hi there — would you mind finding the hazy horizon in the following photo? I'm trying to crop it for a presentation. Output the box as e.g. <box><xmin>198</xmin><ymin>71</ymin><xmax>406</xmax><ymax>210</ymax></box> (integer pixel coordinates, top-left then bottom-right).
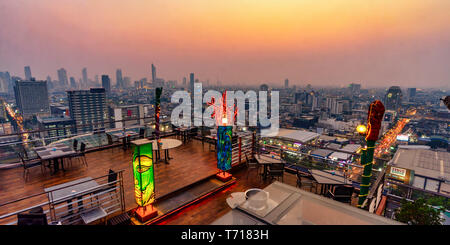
<box><xmin>1</xmin><ymin>0</ymin><xmax>450</xmax><ymax>89</ymax></box>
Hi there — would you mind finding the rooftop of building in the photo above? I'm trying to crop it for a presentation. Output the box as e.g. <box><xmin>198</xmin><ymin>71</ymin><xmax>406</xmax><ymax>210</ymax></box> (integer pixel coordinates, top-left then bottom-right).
<box><xmin>391</xmin><ymin>148</ymin><xmax>450</xmax><ymax>181</ymax></box>
<box><xmin>37</xmin><ymin>116</ymin><xmax>73</xmax><ymax>124</ymax></box>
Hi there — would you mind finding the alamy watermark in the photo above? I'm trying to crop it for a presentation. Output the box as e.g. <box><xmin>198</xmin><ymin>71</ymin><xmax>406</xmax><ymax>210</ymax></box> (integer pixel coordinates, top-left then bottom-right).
<box><xmin>170</xmin><ymin>83</ymin><xmax>279</xmax><ymax>137</ymax></box>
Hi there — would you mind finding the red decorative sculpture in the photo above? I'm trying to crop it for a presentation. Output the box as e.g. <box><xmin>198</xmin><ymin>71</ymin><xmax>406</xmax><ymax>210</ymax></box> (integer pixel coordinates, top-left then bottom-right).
<box><xmin>365</xmin><ymin>100</ymin><xmax>385</xmax><ymax>142</ymax></box>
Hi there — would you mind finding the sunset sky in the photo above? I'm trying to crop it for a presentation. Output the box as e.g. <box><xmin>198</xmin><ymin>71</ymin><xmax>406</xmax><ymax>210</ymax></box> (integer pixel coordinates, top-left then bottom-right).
<box><xmin>1</xmin><ymin>0</ymin><xmax>449</xmax><ymax>88</ymax></box>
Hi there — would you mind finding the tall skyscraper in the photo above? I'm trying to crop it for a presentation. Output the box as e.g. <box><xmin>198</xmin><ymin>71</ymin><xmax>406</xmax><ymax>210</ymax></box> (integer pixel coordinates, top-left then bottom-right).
<box><xmin>24</xmin><ymin>66</ymin><xmax>32</xmax><ymax>81</ymax></box>
<box><xmin>123</xmin><ymin>76</ymin><xmax>131</xmax><ymax>89</ymax></box>
<box><xmin>1</xmin><ymin>72</ymin><xmax>12</xmax><ymax>94</ymax></box>
<box><xmin>151</xmin><ymin>64</ymin><xmax>156</xmax><ymax>83</ymax></box>
<box><xmin>284</xmin><ymin>79</ymin><xmax>289</xmax><ymax>89</ymax></box>
<box><xmin>70</xmin><ymin>77</ymin><xmax>77</xmax><ymax>88</ymax></box>
<box><xmin>407</xmin><ymin>88</ymin><xmax>416</xmax><ymax>102</ymax></box>
<box><xmin>0</xmin><ymin>72</ymin><xmax>7</xmax><ymax>93</ymax></box>
<box><xmin>67</xmin><ymin>88</ymin><xmax>106</xmax><ymax>133</ymax></box>
<box><xmin>384</xmin><ymin>86</ymin><xmax>402</xmax><ymax>111</ymax></box>
<box><xmin>101</xmin><ymin>75</ymin><xmax>111</xmax><ymax>95</ymax></box>
<box><xmin>182</xmin><ymin>77</ymin><xmax>187</xmax><ymax>86</ymax></box>
<box><xmin>14</xmin><ymin>80</ymin><xmax>50</xmax><ymax>118</ymax></box>
<box><xmin>57</xmin><ymin>68</ymin><xmax>69</xmax><ymax>87</ymax></box>
<box><xmin>0</xmin><ymin>72</ymin><xmax>12</xmax><ymax>93</ymax></box>
<box><xmin>349</xmin><ymin>83</ymin><xmax>361</xmax><ymax>95</ymax></box>
<box><xmin>189</xmin><ymin>73</ymin><xmax>195</xmax><ymax>94</ymax></box>
<box><xmin>116</xmin><ymin>69</ymin><xmax>123</xmax><ymax>89</ymax></box>
<box><xmin>82</xmin><ymin>68</ymin><xmax>88</xmax><ymax>87</ymax></box>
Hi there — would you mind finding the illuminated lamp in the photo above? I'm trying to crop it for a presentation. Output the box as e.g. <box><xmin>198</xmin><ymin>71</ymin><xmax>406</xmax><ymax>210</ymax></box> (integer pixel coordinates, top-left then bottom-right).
<box><xmin>207</xmin><ymin>91</ymin><xmax>237</xmax><ymax>182</ymax></box>
<box><xmin>132</xmin><ymin>140</ymin><xmax>158</xmax><ymax>222</ymax></box>
<box><xmin>216</xmin><ymin>126</ymin><xmax>233</xmax><ymax>182</ymax></box>
<box><xmin>356</xmin><ymin>124</ymin><xmax>367</xmax><ymax>135</ymax></box>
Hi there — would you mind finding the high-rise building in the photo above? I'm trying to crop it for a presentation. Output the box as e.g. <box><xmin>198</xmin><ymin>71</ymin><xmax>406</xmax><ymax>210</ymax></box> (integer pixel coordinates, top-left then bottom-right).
<box><xmin>349</xmin><ymin>83</ymin><xmax>361</xmax><ymax>95</ymax></box>
<box><xmin>101</xmin><ymin>75</ymin><xmax>111</xmax><ymax>95</ymax></box>
<box><xmin>69</xmin><ymin>77</ymin><xmax>77</xmax><ymax>88</ymax></box>
<box><xmin>108</xmin><ymin>104</ymin><xmax>145</xmax><ymax>129</ymax></box>
<box><xmin>82</xmin><ymin>68</ymin><xmax>88</xmax><ymax>87</ymax></box>
<box><xmin>284</xmin><ymin>79</ymin><xmax>289</xmax><ymax>89</ymax></box>
<box><xmin>260</xmin><ymin>84</ymin><xmax>269</xmax><ymax>91</ymax></box>
<box><xmin>384</xmin><ymin>86</ymin><xmax>402</xmax><ymax>111</ymax></box>
<box><xmin>182</xmin><ymin>77</ymin><xmax>187</xmax><ymax>87</ymax></box>
<box><xmin>67</xmin><ymin>88</ymin><xmax>106</xmax><ymax>133</ymax></box>
<box><xmin>0</xmin><ymin>72</ymin><xmax>11</xmax><ymax>93</ymax></box>
<box><xmin>37</xmin><ymin>116</ymin><xmax>75</xmax><ymax>144</ymax></box>
<box><xmin>407</xmin><ymin>88</ymin><xmax>416</xmax><ymax>102</ymax></box>
<box><xmin>123</xmin><ymin>77</ymin><xmax>131</xmax><ymax>88</ymax></box>
<box><xmin>151</xmin><ymin>64</ymin><xmax>156</xmax><ymax>83</ymax></box>
<box><xmin>116</xmin><ymin>69</ymin><xmax>123</xmax><ymax>89</ymax></box>
<box><xmin>0</xmin><ymin>71</ymin><xmax>12</xmax><ymax>94</ymax></box>
<box><xmin>57</xmin><ymin>68</ymin><xmax>69</xmax><ymax>87</ymax></box>
<box><xmin>24</xmin><ymin>66</ymin><xmax>32</xmax><ymax>81</ymax></box>
<box><xmin>189</xmin><ymin>73</ymin><xmax>195</xmax><ymax>94</ymax></box>
<box><xmin>14</xmin><ymin>80</ymin><xmax>50</xmax><ymax>118</ymax></box>
<box><xmin>326</xmin><ymin>97</ymin><xmax>344</xmax><ymax>115</ymax></box>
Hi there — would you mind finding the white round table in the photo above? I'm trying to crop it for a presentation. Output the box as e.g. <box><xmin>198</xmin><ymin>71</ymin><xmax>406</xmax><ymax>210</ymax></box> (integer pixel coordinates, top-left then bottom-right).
<box><xmin>152</xmin><ymin>138</ymin><xmax>182</xmax><ymax>164</ymax></box>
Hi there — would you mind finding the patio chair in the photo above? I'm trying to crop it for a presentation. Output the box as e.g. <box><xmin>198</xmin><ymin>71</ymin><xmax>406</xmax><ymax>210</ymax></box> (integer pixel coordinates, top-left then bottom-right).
<box><xmin>73</xmin><ymin>139</ymin><xmax>78</xmax><ymax>152</ymax></box>
<box><xmin>17</xmin><ymin>207</ymin><xmax>48</xmax><ymax>225</ymax></box>
<box><xmin>73</xmin><ymin>142</ymin><xmax>88</xmax><ymax>167</ymax></box>
<box><xmin>296</xmin><ymin>172</ymin><xmax>317</xmax><ymax>193</ymax></box>
<box><xmin>245</xmin><ymin>153</ymin><xmax>261</xmax><ymax>181</ymax></box>
<box><xmin>18</xmin><ymin>153</ymin><xmax>44</xmax><ymax>181</ymax></box>
<box><xmin>107</xmin><ymin>134</ymin><xmax>120</xmax><ymax>152</ymax></box>
<box><xmin>139</xmin><ymin>128</ymin><xmax>146</xmax><ymax>139</ymax></box>
<box><xmin>268</xmin><ymin>163</ymin><xmax>284</xmax><ymax>182</ymax></box>
<box><xmin>94</xmin><ymin>169</ymin><xmax>118</xmax><ymax>200</ymax></box>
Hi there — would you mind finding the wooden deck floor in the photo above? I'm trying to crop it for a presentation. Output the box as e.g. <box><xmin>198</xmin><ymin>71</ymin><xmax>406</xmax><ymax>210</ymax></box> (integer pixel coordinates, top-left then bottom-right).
<box><xmin>0</xmin><ymin>137</ymin><xmax>359</xmax><ymax>225</ymax></box>
<box><xmin>0</xmin><ymin>137</ymin><xmax>219</xmax><ymax>217</ymax></box>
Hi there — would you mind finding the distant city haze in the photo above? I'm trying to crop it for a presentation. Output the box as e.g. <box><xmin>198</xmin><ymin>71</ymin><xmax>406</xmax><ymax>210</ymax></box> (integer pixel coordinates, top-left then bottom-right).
<box><xmin>1</xmin><ymin>0</ymin><xmax>449</xmax><ymax>89</ymax></box>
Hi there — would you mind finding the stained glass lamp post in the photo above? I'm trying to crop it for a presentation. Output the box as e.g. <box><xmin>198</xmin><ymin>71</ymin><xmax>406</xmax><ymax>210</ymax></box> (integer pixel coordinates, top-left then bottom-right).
<box><xmin>216</xmin><ymin>124</ymin><xmax>233</xmax><ymax>182</ymax></box>
<box><xmin>209</xmin><ymin>92</ymin><xmax>237</xmax><ymax>182</ymax></box>
<box><xmin>132</xmin><ymin>140</ymin><xmax>158</xmax><ymax>222</ymax></box>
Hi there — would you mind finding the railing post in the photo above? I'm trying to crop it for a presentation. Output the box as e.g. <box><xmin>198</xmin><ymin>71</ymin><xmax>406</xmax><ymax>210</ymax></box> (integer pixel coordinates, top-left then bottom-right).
<box><xmin>120</xmin><ymin>171</ymin><xmax>125</xmax><ymax>211</ymax></box>
<box><xmin>252</xmin><ymin>132</ymin><xmax>256</xmax><ymax>156</ymax></box>
<box><xmin>238</xmin><ymin>137</ymin><xmax>242</xmax><ymax>164</ymax></box>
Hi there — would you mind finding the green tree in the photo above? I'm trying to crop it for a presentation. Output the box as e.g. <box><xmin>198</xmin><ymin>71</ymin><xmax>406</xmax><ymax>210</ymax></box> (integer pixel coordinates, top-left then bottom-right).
<box><xmin>395</xmin><ymin>198</ymin><xmax>444</xmax><ymax>225</ymax></box>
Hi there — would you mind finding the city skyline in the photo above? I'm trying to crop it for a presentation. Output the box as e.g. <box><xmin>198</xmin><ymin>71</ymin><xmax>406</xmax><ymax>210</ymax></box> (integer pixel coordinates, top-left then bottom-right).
<box><xmin>1</xmin><ymin>0</ymin><xmax>450</xmax><ymax>89</ymax></box>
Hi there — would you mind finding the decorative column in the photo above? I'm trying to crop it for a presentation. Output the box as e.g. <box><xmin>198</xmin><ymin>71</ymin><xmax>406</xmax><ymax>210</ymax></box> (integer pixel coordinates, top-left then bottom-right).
<box><xmin>358</xmin><ymin>100</ymin><xmax>385</xmax><ymax>208</ymax></box>
<box><xmin>132</xmin><ymin>140</ymin><xmax>157</xmax><ymax>222</ymax></box>
<box><xmin>155</xmin><ymin>87</ymin><xmax>162</xmax><ymax>161</ymax></box>
<box><xmin>208</xmin><ymin>91</ymin><xmax>237</xmax><ymax>182</ymax></box>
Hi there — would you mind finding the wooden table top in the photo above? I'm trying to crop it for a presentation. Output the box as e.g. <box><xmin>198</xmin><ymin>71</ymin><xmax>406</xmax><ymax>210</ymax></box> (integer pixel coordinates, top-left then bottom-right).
<box><xmin>310</xmin><ymin>169</ymin><xmax>352</xmax><ymax>185</ymax></box>
<box><xmin>44</xmin><ymin>177</ymin><xmax>99</xmax><ymax>202</ymax></box>
<box><xmin>35</xmin><ymin>144</ymin><xmax>76</xmax><ymax>160</ymax></box>
<box><xmin>254</xmin><ymin>154</ymin><xmax>283</xmax><ymax>165</ymax></box>
<box><xmin>131</xmin><ymin>138</ymin><xmax>183</xmax><ymax>150</ymax></box>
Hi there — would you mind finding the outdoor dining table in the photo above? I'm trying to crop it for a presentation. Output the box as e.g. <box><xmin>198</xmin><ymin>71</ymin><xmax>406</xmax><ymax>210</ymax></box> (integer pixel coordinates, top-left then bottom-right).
<box><xmin>44</xmin><ymin>177</ymin><xmax>100</xmax><ymax>219</ymax></box>
<box><xmin>34</xmin><ymin>143</ymin><xmax>76</xmax><ymax>174</ymax></box>
<box><xmin>151</xmin><ymin>138</ymin><xmax>182</xmax><ymax>164</ymax></box>
<box><xmin>254</xmin><ymin>154</ymin><xmax>284</xmax><ymax>180</ymax></box>
<box><xmin>203</xmin><ymin>134</ymin><xmax>217</xmax><ymax>151</ymax></box>
<box><xmin>109</xmin><ymin>131</ymin><xmax>139</xmax><ymax>150</ymax></box>
<box><xmin>310</xmin><ymin>169</ymin><xmax>352</xmax><ymax>195</ymax></box>
<box><xmin>175</xmin><ymin>127</ymin><xmax>193</xmax><ymax>143</ymax></box>
<box><xmin>131</xmin><ymin>138</ymin><xmax>183</xmax><ymax>164</ymax></box>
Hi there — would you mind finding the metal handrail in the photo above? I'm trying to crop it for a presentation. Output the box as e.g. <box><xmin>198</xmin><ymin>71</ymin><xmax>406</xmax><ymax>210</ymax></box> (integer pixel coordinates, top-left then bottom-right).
<box><xmin>0</xmin><ymin>170</ymin><xmax>126</xmax><ymax>225</ymax></box>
